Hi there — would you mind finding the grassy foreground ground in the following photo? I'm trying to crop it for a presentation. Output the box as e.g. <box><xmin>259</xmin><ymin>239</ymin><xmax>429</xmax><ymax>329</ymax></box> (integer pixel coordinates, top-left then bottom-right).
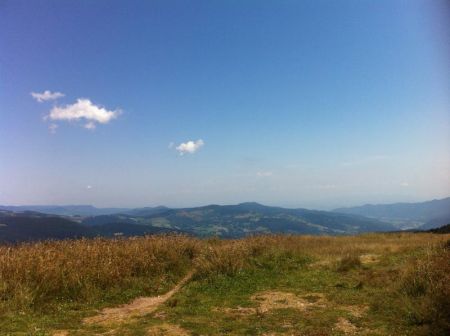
<box><xmin>0</xmin><ymin>233</ymin><xmax>449</xmax><ymax>335</ymax></box>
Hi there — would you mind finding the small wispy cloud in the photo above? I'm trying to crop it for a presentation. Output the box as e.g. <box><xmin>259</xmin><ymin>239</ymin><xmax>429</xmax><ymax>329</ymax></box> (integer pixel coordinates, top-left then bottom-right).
<box><xmin>175</xmin><ymin>139</ymin><xmax>204</xmax><ymax>155</ymax></box>
<box><xmin>400</xmin><ymin>182</ymin><xmax>409</xmax><ymax>187</ymax></box>
<box><xmin>86</xmin><ymin>185</ymin><xmax>93</xmax><ymax>190</ymax></box>
<box><xmin>256</xmin><ymin>171</ymin><xmax>273</xmax><ymax>177</ymax></box>
<box><xmin>45</xmin><ymin>98</ymin><xmax>120</xmax><ymax>130</ymax></box>
<box><xmin>84</xmin><ymin>121</ymin><xmax>96</xmax><ymax>130</ymax></box>
<box><xmin>31</xmin><ymin>90</ymin><xmax>65</xmax><ymax>102</ymax></box>
<box><xmin>48</xmin><ymin>123</ymin><xmax>58</xmax><ymax>134</ymax></box>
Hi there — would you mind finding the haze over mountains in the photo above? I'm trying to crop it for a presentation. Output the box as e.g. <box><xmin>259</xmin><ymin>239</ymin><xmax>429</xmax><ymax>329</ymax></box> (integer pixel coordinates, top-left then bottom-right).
<box><xmin>0</xmin><ymin>205</ymin><xmax>131</xmax><ymax>217</ymax></box>
<box><xmin>334</xmin><ymin>197</ymin><xmax>450</xmax><ymax>230</ymax></box>
<box><xmin>0</xmin><ymin>210</ymin><xmax>180</xmax><ymax>243</ymax></box>
<box><xmin>1</xmin><ymin>197</ymin><xmax>448</xmax><ymax>243</ymax></box>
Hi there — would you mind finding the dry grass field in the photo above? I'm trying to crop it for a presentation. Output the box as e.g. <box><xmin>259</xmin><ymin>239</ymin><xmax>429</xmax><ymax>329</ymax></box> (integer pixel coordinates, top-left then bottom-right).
<box><xmin>0</xmin><ymin>233</ymin><xmax>449</xmax><ymax>335</ymax></box>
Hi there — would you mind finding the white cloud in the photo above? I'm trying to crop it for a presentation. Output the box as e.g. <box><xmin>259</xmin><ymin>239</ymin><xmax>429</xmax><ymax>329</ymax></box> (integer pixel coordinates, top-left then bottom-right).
<box><xmin>31</xmin><ymin>90</ymin><xmax>65</xmax><ymax>102</ymax></box>
<box><xmin>400</xmin><ymin>182</ymin><xmax>409</xmax><ymax>187</ymax></box>
<box><xmin>84</xmin><ymin>121</ymin><xmax>96</xmax><ymax>130</ymax></box>
<box><xmin>256</xmin><ymin>171</ymin><xmax>273</xmax><ymax>177</ymax></box>
<box><xmin>48</xmin><ymin>123</ymin><xmax>58</xmax><ymax>134</ymax></box>
<box><xmin>86</xmin><ymin>185</ymin><xmax>93</xmax><ymax>190</ymax></box>
<box><xmin>175</xmin><ymin>139</ymin><xmax>204</xmax><ymax>155</ymax></box>
<box><xmin>46</xmin><ymin>98</ymin><xmax>120</xmax><ymax>129</ymax></box>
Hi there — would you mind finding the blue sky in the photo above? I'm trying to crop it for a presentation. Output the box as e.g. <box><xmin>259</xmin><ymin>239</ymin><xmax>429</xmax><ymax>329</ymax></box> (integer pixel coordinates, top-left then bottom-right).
<box><xmin>0</xmin><ymin>0</ymin><xmax>448</xmax><ymax>209</ymax></box>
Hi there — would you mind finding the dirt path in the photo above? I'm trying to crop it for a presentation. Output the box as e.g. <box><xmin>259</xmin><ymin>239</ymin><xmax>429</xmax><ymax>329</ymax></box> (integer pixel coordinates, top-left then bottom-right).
<box><xmin>83</xmin><ymin>270</ymin><xmax>194</xmax><ymax>326</ymax></box>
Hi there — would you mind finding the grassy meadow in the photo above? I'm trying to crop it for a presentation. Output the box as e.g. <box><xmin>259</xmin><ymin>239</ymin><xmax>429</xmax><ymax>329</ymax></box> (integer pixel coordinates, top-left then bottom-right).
<box><xmin>0</xmin><ymin>233</ymin><xmax>449</xmax><ymax>335</ymax></box>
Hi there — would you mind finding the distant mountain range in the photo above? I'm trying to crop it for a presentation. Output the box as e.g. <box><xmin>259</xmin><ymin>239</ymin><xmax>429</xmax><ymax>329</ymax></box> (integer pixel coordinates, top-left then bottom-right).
<box><xmin>1</xmin><ymin>197</ymin><xmax>448</xmax><ymax>243</ymax></box>
<box><xmin>114</xmin><ymin>202</ymin><xmax>394</xmax><ymax>237</ymax></box>
<box><xmin>0</xmin><ymin>202</ymin><xmax>395</xmax><ymax>242</ymax></box>
<box><xmin>333</xmin><ymin>197</ymin><xmax>450</xmax><ymax>230</ymax></box>
<box><xmin>0</xmin><ymin>205</ymin><xmax>171</xmax><ymax>217</ymax></box>
<box><xmin>0</xmin><ymin>205</ymin><xmax>130</xmax><ymax>216</ymax></box>
<box><xmin>0</xmin><ymin>210</ymin><xmax>179</xmax><ymax>243</ymax></box>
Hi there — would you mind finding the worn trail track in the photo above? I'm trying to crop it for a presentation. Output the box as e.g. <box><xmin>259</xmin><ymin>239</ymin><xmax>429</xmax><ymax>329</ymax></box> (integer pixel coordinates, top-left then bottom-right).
<box><xmin>83</xmin><ymin>270</ymin><xmax>194</xmax><ymax>326</ymax></box>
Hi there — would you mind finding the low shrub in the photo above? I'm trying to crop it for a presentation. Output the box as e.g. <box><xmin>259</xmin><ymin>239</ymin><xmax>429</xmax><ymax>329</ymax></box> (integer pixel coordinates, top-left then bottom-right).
<box><xmin>400</xmin><ymin>243</ymin><xmax>450</xmax><ymax>335</ymax></box>
<box><xmin>336</xmin><ymin>254</ymin><xmax>361</xmax><ymax>272</ymax></box>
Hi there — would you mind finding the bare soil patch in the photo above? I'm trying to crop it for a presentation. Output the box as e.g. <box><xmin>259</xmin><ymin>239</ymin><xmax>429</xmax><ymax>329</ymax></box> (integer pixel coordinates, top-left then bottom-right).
<box><xmin>360</xmin><ymin>254</ymin><xmax>380</xmax><ymax>264</ymax></box>
<box><xmin>215</xmin><ymin>291</ymin><xmax>328</xmax><ymax>318</ymax></box>
<box><xmin>251</xmin><ymin>291</ymin><xmax>327</xmax><ymax>314</ymax></box>
<box><xmin>52</xmin><ymin>331</ymin><xmax>69</xmax><ymax>336</ymax></box>
<box><xmin>334</xmin><ymin>317</ymin><xmax>358</xmax><ymax>334</ymax></box>
<box><xmin>83</xmin><ymin>271</ymin><xmax>193</xmax><ymax>326</ymax></box>
<box><xmin>341</xmin><ymin>304</ymin><xmax>369</xmax><ymax>318</ymax></box>
<box><xmin>147</xmin><ymin>323</ymin><xmax>190</xmax><ymax>336</ymax></box>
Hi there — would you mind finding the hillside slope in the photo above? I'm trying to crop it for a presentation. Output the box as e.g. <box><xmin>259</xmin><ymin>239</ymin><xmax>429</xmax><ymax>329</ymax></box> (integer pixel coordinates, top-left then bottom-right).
<box><xmin>0</xmin><ymin>211</ymin><xmax>179</xmax><ymax>243</ymax></box>
<box><xmin>0</xmin><ymin>205</ymin><xmax>130</xmax><ymax>216</ymax></box>
<box><xmin>0</xmin><ymin>202</ymin><xmax>396</xmax><ymax>242</ymax></box>
<box><xmin>334</xmin><ymin>197</ymin><xmax>450</xmax><ymax>229</ymax></box>
<box><xmin>0</xmin><ymin>211</ymin><xmax>93</xmax><ymax>242</ymax></box>
<box><xmin>130</xmin><ymin>202</ymin><xmax>394</xmax><ymax>237</ymax></box>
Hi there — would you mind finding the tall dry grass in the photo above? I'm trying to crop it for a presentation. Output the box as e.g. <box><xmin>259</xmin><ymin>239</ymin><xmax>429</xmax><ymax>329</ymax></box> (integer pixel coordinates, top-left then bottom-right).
<box><xmin>400</xmin><ymin>241</ymin><xmax>450</xmax><ymax>335</ymax></box>
<box><xmin>0</xmin><ymin>235</ymin><xmax>200</xmax><ymax>309</ymax></box>
<box><xmin>0</xmin><ymin>233</ymin><xmax>448</xmax><ymax>312</ymax></box>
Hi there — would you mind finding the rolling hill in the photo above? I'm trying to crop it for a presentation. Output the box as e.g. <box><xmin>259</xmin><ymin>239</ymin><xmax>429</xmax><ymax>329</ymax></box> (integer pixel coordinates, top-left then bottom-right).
<box><xmin>0</xmin><ymin>211</ymin><xmax>179</xmax><ymax>243</ymax></box>
<box><xmin>0</xmin><ymin>211</ymin><xmax>93</xmax><ymax>243</ymax></box>
<box><xmin>0</xmin><ymin>202</ymin><xmax>396</xmax><ymax>242</ymax></box>
<box><xmin>333</xmin><ymin>197</ymin><xmax>450</xmax><ymax>230</ymax></box>
<box><xmin>83</xmin><ymin>202</ymin><xmax>395</xmax><ymax>238</ymax></box>
<box><xmin>0</xmin><ymin>205</ymin><xmax>171</xmax><ymax>217</ymax></box>
<box><xmin>0</xmin><ymin>205</ymin><xmax>129</xmax><ymax>216</ymax></box>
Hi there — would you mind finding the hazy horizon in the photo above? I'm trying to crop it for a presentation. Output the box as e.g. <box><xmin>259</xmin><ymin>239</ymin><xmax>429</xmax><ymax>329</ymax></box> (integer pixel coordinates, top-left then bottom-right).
<box><xmin>1</xmin><ymin>1</ymin><xmax>449</xmax><ymax>209</ymax></box>
<box><xmin>1</xmin><ymin>195</ymin><xmax>449</xmax><ymax>213</ymax></box>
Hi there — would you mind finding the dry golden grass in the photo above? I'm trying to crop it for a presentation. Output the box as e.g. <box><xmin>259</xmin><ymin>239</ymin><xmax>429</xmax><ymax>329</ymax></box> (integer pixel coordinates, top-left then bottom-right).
<box><xmin>336</xmin><ymin>254</ymin><xmax>362</xmax><ymax>272</ymax></box>
<box><xmin>400</xmin><ymin>243</ymin><xmax>450</xmax><ymax>335</ymax></box>
<box><xmin>0</xmin><ymin>235</ymin><xmax>200</xmax><ymax>309</ymax></box>
<box><xmin>0</xmin><ymin>233</ymin><xmax>448</xmax><ymax>312</ymax></box>
<box><xmin>0</xmin><ymin>232</ymin><xmax>449</xmax><ymax>335</ymax></box>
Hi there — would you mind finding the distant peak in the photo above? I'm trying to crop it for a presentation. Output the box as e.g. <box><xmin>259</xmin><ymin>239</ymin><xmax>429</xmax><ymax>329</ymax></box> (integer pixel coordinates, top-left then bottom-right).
<box><xmin>237</xmin><ymin>202</ymin><xmax>264</xmax><ymax>207</ymax></box>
